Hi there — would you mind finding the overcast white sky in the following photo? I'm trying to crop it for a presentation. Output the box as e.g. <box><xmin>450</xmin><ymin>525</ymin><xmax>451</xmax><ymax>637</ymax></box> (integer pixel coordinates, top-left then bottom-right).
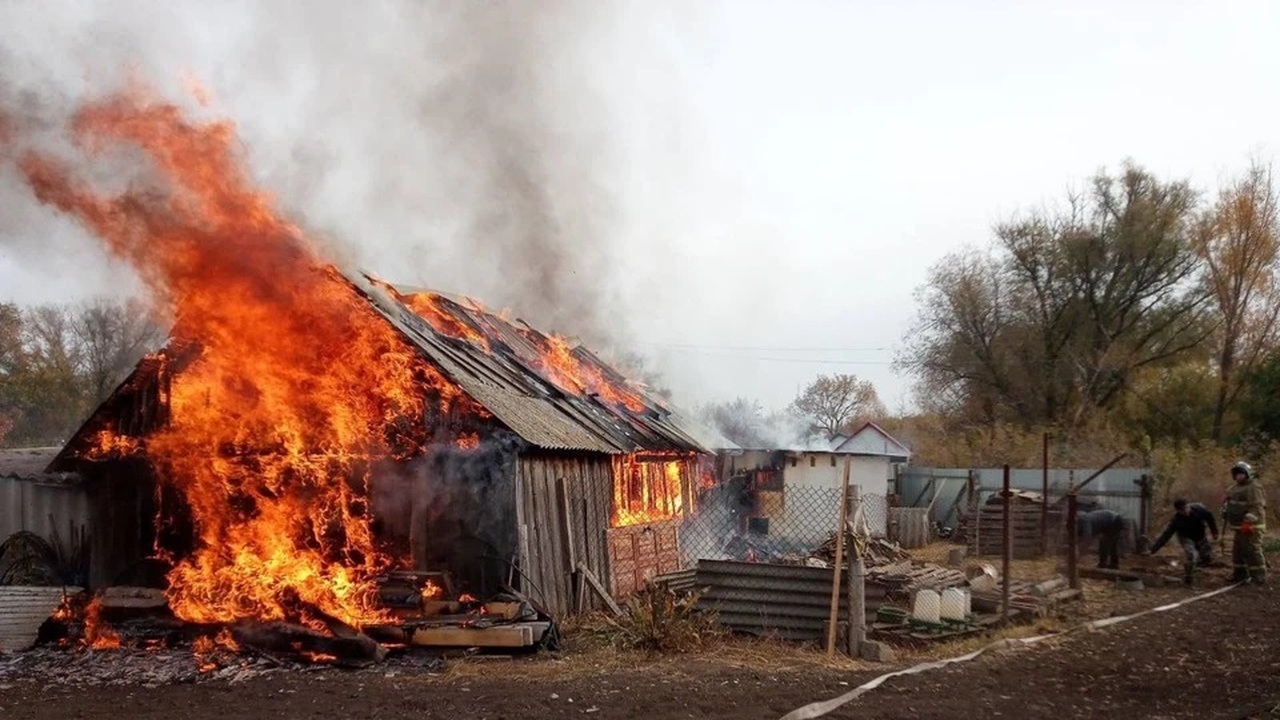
<box><xmin>2</xmin><ymin>1</ymin><xmax>1279</xmax><ymax>414</ymax></box>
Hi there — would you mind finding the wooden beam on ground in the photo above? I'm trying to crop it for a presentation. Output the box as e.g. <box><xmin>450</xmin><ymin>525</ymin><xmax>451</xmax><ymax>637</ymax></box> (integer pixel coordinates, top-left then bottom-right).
<box><xmin>1029</xmin><ymin>577</ymin><xmax>1069</xmax><ymax>597</ymax></box>
<box><xmin>1077</xmin><ymin>567</ymin><xmax>1176</xmax><ymax>586</ymax></box>
<box><xmin>410</xmin><ymin>624</ymin><xmax>534</xmax><ymax>648</ymax></box>
<box><xmin>231</xmin><ymin>622</ymin><xmax>387</xmax><ymax>668</ymax></box>
<box><xmin>1045</xmin><ymin>588</ymin><xmax>1083</xmax><ymax>604</ymax></box>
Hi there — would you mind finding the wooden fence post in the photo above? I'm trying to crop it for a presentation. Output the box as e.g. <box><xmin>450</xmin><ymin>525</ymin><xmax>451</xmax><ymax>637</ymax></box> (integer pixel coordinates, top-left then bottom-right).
<box><xmin>825</xmin><ymin>457</ymin><xmax>852</xmax><ymax>656</ymax></box>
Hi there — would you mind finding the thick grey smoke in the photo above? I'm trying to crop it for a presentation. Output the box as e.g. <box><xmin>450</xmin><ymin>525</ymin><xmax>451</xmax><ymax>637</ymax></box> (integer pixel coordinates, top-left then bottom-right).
<box><xmin>0</xmin><ymin>0</ymin><xmax>713</xmax><ymax>355</ymax></box>
<box><xmin>369</xmin><ymin>433</ymin><xmax>523</xmax><ymax>598</ymax></box>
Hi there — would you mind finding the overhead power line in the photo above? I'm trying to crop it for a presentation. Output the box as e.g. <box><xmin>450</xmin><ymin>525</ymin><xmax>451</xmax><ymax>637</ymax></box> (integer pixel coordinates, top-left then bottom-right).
<box><xmin>636</xmin><ymin>342</ymin><xmax>889</xmax><ymax>352</ymax></box>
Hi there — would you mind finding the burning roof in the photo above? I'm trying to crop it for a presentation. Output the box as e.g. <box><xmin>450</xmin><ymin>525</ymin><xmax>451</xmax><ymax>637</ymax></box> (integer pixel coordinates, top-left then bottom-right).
<box><xmin>50</xmin><ymin>270</ymin><xmax>713</xmax><ymax>471</ymax></box>
<box><xmin>360</xmin><ymin>275</ymin><xmax>714</xmax><ymax>455</ymax></box>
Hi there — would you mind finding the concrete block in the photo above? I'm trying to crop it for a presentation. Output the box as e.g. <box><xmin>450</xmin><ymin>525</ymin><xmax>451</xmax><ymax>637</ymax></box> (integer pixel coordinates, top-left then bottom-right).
<box><xmin>858</xmin><ymin>639</ymin><xmax>896</xmax><ymax>663</ymax></box>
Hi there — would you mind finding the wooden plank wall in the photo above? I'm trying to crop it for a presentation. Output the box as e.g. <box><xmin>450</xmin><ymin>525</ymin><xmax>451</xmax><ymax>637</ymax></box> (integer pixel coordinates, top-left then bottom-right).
<box><xmin>516</xmin><ymin>454</ymin><xmax>613</xmax><ymax>617</ymax></box>
<box><xmin>962</xmin><ymin>504</ymin><xmax>1063</xmax><ymax>558</ymax></box>
<box><xmin>606</xmin><ymin>521</ymin><xmax>682</xmax><ymax>597</ymax></box>
<box><xmin>84</xmin><ymin>468</ymin><xmax>155</xmax><ymax>590</ymax></box>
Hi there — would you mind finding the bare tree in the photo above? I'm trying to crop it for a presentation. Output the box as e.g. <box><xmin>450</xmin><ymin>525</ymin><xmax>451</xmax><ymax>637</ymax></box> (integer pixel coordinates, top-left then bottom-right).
<box><xmin>0</xmin><ymin>303</ymin><xmax>22</xmax><ymax>446</ymax></box>
<box><xmin>72</xmin><ymin>297</ymin><xmax>166</xmax><ymax>406</ymax></box>
<box><xmin>899</xmin><ymin>163</ymin><xmax>1212</xmax><ymax>430</ymax></box>
<box><xmin>0</xmin><ymin>298</ymin><xmax>164</xmax><ymax>446</ymax></box>
<box><xmin>791</xmin><ymin>373</ymin><xmax>883</xmax><ymax>439</ymax></box>
<box><xmin>699</xmin><ymin>397</ymin><xmax>773</xmax><ymax>449</ymax></box>
<box><xmin>1192</xmin><ymin>161</ymin><xmax>1280</xmax><ymax>440</ymax></box>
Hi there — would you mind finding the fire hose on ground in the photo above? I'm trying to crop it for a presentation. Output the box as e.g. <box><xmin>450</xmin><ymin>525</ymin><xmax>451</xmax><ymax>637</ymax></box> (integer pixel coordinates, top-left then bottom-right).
<box><xmin>778</xmin><ymin>582</ymin><xmax>1243</xmax><ymax>720</ymax></box>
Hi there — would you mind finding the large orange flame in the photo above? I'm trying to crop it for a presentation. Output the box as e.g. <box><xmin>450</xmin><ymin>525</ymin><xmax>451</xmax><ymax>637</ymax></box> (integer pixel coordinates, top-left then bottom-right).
<box><xmin>611</xmin><ymin>455</ymin><xmax>690</xmax><ymax>527</ymax></box>
<box><xmin>400</xmin><ymin>292</ymin><xmax>491</xmax><ymax>352</ymax></box>
<box><xmin>15</xmin><ymin>86</ymin><xmax>476</xmax><ymax>627</ymax></box>
<box><xmin>83</xmin><ymin>598</ymin><xmax>121</xmax><ymax>650</ymax></box>
<box><xmin>395</xmin><ymin>289</ymin><xmax>648</xmax><ymax>414</ymax></box>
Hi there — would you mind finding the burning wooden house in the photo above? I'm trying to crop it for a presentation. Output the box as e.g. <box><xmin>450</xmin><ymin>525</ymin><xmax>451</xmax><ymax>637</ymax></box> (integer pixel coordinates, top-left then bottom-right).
<box><xmin>44</xmin><ymin>271</ymin><xmax>718</xmax><ymax>619</ymax></box>
<box><xmin>0</xmin><ymin>89</ymin><xmax>739</xmax><ymax>663</ymax></box>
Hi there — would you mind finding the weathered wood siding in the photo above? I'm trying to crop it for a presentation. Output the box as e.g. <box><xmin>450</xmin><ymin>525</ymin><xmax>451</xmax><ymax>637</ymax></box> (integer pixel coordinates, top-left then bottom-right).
<box><xmin>516</xmin><ymin>453</ymin><xmax>612</xmax><ymax>617</ymax></box>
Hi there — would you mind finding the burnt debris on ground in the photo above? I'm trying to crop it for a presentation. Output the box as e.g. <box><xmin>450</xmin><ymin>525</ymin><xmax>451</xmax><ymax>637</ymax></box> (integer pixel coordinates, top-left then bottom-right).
<box><xmin>0</xmin><ymin>567</ymin><xmax>557</xmax><ymax>686</ymax></box>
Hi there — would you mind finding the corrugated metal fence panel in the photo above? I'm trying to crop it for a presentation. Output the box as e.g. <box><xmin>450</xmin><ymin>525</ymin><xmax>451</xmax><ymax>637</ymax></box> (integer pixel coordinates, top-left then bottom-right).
<box><xmin>694</xmin><ymin>559</ymin><xmax>887</xmax><ymax>642</ymax></box>
<box><xmin>0</xmin><ymin>476</ymin><xmax>90</xmax><ymax>544</ymax></box>
<box><xmin>0</xmin><ymin>585</ymin><xmax>79</xmax><ymax>653</ymax></box>
<box><xmin>889</xmin><ymin>507</ymin><xmax>931</xmax><ymax>548</ymax></box>
<box><xmin>898</xmin><ymin>467</ymin><xmax>1151</xmax><ymax>528</ymax></box>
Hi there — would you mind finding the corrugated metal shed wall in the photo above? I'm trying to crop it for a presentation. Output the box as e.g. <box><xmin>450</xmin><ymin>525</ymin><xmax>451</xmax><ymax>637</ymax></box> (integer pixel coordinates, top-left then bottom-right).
<box><xmin>898</xmin><ymin>467</ymin><xmax>1151</xmax><ymax>529</ymax></box>
<box><xmin>0</xmin><ymin>476</ymin><xmax>90</xmax><ymax>544</ymax></box>
<box><xmin>0</xmin><ymin>586</ymin><xmax>79</xmax><ymax>653</ymax></box>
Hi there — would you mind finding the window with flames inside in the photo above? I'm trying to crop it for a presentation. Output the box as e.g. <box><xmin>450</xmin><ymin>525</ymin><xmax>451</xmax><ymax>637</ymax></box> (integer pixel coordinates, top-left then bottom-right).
<box><xmin>610</xmin><ymin>454</ymin><xmax>694</xmax><ymax>528</ymax></box>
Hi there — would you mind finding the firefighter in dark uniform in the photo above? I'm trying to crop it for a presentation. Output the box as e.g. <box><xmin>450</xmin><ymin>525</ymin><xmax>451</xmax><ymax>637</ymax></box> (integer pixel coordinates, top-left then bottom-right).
<box><xmin>1148</xmin><ymin>498</ymin><xmax>1218</xmax><ymax>585</ymax></box>
<box><xmin>1077</xmin><ymin>507</ymin><xmax>1129</xmax><ymax>570</ymax></box>
<box><xmin>1222</xmin><ymin>461</ymin><xmax>1268</xmax><ymax>584</ymax></box>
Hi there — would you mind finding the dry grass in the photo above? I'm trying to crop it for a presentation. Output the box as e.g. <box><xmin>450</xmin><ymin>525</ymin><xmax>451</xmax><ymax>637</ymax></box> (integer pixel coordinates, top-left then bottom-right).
<box><xmin>433</xmin><ymin>632</ymin><xmax>871</xmax><ymax>684</ymax></box>
<box><xmin>434</xmin><ymin>542</ymin><xmax>1216</xmax><ymax>684</ymax></box>
<box><xmin>907</xmin><ymin>541</ymin><xmax>1065</xmax><ymax>582</ymax></box>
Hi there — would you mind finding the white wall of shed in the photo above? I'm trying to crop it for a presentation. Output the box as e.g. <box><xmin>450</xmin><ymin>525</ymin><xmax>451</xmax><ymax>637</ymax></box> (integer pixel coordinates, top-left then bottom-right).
<box><xmin>0</xmin><ymin>477</ymin><xmax>90</xmax><ymax>544</ymax></box>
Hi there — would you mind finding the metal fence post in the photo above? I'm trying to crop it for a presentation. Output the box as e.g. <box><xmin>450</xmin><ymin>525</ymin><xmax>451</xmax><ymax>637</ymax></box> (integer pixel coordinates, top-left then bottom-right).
<box><xmin>971</xmin><ymin>469</ymin><xmax>980</xmax><ymax>557</ymax></box>
<box><xmin>1067</xmin><ymin>493</ymin><xmax>1080</xmax><ymax>590</ymax></box>
<box><xmin>1041</xmin><ymin>432</ymin><xmax>1050</xmax><ymax>556</ymax></box>
<box><xmin>1001</xmin><ymin>464</ymin><xmax>1012</xmax><ymax>621</ymax></box>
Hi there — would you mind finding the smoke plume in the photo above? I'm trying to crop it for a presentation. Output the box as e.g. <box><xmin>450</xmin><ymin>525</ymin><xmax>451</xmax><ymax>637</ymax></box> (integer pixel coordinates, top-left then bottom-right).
<box><xmin>0</xmin><ymin>1</ymin><xmax>710</xmax><ymax>355</ymax></box>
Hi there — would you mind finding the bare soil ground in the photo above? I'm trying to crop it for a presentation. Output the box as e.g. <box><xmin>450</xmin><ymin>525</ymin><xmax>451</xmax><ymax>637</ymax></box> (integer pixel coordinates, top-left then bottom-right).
<box><xmin>3</xmin><ymin>550</ymin><xmax>1276</xmax><ymax>720</ymax></box>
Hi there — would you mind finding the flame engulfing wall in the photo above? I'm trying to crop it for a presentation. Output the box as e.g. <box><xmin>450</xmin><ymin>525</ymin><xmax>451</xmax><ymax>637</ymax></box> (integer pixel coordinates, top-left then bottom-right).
<box><xmin>8</xmin><ymin>87</ymin><xmax>494</xmax><ymax>627</ymax></box>
<box><xmin>6</xmin><ymin>84</ymin><xmax>715</xmax><ymax>622</ymax></box>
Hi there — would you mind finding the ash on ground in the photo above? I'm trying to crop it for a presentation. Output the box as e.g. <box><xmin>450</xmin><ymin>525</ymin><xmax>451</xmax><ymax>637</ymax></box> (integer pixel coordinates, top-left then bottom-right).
<box><xmin>0</xmin><ymin>645</ymin><xmax>445</xmax><ymax>689</ymax></box>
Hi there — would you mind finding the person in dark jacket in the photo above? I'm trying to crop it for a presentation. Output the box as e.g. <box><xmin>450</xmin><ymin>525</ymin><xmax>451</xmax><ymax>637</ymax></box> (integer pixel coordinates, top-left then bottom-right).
<box><xmin>1077</xmin><ymin>508</ymin><xmax>1129</xmax><ymax>570</ymax></box>
<box><xmin>1148</xmin><ymin>498</ymin><xmax>1219</xmax><ymax>584</ymax></box>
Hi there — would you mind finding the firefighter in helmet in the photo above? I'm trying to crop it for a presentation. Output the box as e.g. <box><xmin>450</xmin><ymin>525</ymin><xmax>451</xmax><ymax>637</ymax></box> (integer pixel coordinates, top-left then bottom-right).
<box><xmin>1221</xmin><ymin>461</ymin><xmax>1268</xmax><ymax>584</ymax></box>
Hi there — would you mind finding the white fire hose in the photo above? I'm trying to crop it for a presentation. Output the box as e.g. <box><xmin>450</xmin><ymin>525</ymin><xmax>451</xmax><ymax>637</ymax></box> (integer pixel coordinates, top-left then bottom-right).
<box><xmin>778</xmin><ymin>582</ymin><xmax>1241</xmax><ymax>720</ymax></box>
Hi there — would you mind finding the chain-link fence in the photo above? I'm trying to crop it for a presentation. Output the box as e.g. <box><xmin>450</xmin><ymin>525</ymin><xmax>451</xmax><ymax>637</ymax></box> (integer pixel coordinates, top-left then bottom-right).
<box><xmin>679</xmin><ymin>484</ymin><xmax>889</xmax><ymax>566</ymax></box>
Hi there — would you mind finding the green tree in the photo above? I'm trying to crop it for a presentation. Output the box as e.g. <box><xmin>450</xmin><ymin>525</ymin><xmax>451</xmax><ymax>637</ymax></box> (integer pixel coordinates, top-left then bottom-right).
<box><xmin>899</xmin><ymin>162</ymin><xmax>1213</xmax><ymax>430</ymax></box>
